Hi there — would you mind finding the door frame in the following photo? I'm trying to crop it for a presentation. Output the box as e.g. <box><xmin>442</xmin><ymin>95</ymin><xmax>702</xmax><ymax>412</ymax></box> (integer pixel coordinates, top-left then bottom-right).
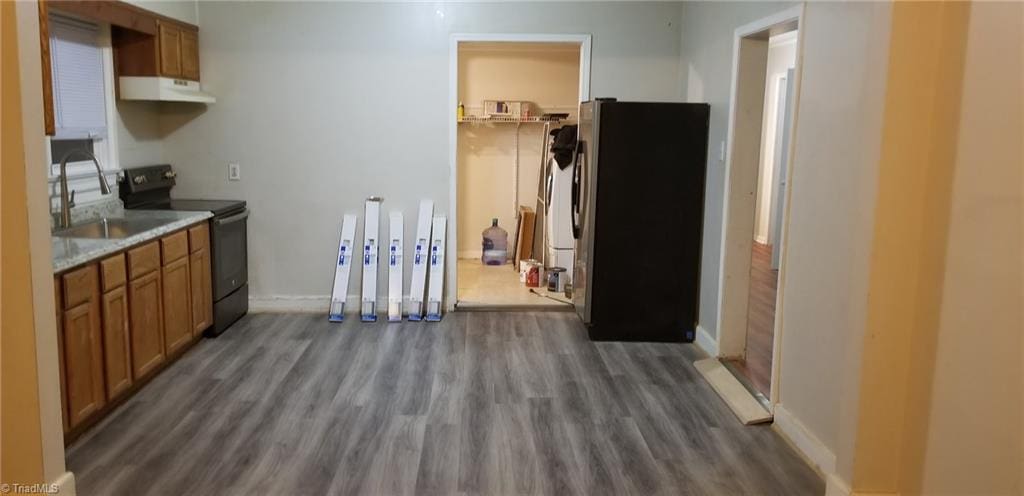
<box><xmin>447</xmin><ymin>33</ymin><xmax>593</xmax><ymax>309</ymax></box>
<box><xmin>713</xmin><ymin>5</ymin><xmax>804</xmax><ymax>407</ymax></box>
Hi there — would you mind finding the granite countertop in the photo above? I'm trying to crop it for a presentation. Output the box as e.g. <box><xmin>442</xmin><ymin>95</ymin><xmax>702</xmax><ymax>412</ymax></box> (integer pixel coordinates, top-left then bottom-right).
<box><xmin>52</xmin><ymin>209</ymin><xmax>213</xmax><ymax>273</ymax></box>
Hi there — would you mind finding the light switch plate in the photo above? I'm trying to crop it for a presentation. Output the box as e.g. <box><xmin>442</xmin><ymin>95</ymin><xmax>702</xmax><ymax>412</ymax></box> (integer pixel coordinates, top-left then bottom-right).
<box><xmin>719</xmin><ymin>141</ymin><xmax>726</xmax><ymax>162</ymax></box>
<box><xmin>228</xmin><ymin>163</ymin><xmax>241</xmax><ymax>181</ymax></box>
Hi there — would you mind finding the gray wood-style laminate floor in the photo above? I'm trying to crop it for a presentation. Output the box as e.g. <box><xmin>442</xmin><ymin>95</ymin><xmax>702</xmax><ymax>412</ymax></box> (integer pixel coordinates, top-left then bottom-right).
<box><xmin>66</xmin><ymin>312</ymin><xmax>823</xmax><ymax>495</ymax></box>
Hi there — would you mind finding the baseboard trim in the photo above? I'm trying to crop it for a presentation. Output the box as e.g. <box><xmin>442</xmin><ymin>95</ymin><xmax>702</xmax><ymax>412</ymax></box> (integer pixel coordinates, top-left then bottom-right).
<box><xmin>695</xmin><ymin>324</ymin><xmax>719</xmax><ymax>357</ymax></box>
<box><xmin>772</xmin><ymin>404</ymin><xmax>838</xmax><ymax>478</ymax></box>
<box><xmin>51</xmin><ymin>471</ymin><xmax>76</xmax><ymax>495</ymax></box>
<box><xmin>825</xmin><ymin>472</ymin><xmax>851</xmax><ymax>496</ymax></box>
<box><xmin>249</xmin><ymin>295</ymin><xmax>331</xmax><ymax>312</ymax></box>
<box><xmin>457</xmin><ymin>250</ymin><xmax>482</xmax><ymax>259</ymax></box>
<box><xmin>249</xmin><ymin>295</ymin><xmax>419</xmax><ymax>315</ymax></box>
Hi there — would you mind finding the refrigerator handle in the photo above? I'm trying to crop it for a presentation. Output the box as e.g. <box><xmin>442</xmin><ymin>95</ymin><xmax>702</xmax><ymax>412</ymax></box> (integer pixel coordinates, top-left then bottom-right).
<box><xmin>571</xmin><ymin>142</ymin><xmax>584</xmax><ymax>239</ymax></box>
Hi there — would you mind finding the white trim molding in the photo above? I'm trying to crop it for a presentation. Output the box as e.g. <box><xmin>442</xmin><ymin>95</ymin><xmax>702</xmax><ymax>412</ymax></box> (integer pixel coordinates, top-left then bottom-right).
<box><xmin>825</xmin><ymin>472</ymin><xmax>852</xmax><ymax>496</ymax></box>
<box><xmin>695</xmin><ymin>325</ymin><xmax>719</xmax><ymax>357</ymax></box>
<box><xmin>713</xmin><ymin>3</ymin><xmax>805</xmax><ymax>409</ymax></box>
<box><xmin>52</xmin><ymin>471</ymin><xmax>76</xmax><ymax>495</ymax></box>
<box><xmin>249</xmin><ymin>295</ymin><xmax>331</xmax><ymax>313</ymax></box>
<box><xmin>249</xmin><ymin>295</ymin><xmax>420</xmax><ymax>315</ymax></box>
<box><xmin>773</xmin><ymin>404</ymin><xmax>838</xmax><ymax>481</ymax></box>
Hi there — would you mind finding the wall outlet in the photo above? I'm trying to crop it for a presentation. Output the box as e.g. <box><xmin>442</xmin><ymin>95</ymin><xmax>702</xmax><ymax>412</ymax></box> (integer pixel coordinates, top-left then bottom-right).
<box><xmin>228</xmin><ymin>163</ymin><xmax>241</xmax><ymax>181</ymax></box>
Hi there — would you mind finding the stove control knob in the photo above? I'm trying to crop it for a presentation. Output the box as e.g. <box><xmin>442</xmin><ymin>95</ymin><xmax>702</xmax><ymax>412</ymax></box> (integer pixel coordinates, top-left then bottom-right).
<box><xmin>133</xmin><ymin>176</ymin><xmax>147</xmax><ymax>184</ymax></box>
<box><xmin>164</xmin><ymin>171</ymin><xmax>177</xmax><ymax>179</ymax></box>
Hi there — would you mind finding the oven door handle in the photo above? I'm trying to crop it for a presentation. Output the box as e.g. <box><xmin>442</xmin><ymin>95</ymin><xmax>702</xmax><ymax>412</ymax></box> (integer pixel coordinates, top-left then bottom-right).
<box><xmin>214</xmin><ymin>210</ymin><xmax>249</xmax><ymax>226</ymax></box>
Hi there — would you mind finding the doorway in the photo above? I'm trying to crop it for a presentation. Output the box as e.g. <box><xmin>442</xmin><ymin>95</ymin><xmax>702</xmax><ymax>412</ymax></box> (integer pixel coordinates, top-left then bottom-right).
<box><xmin>448</xmin><ymin>35</ymin><xmax>591</xmax><ymax>310</ymax></box>
<box><xmin>714</xmin><ymin>7</ymin><xmax>803</xmax><ymax>406</ymax></box>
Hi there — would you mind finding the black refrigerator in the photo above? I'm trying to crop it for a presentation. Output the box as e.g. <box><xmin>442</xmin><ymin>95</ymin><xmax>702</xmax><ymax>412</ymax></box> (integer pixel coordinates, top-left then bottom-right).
<box><xmin>571</xmin><ymin>99</ymin><xmax>710</xmax><ymax>342</ymax></box>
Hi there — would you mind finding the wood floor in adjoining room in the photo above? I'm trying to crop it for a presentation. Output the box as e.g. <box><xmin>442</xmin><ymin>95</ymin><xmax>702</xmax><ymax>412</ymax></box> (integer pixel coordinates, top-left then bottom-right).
<box><xmin>728</xmin><ymin>241</ymin><xmax>778</xmax><ymax>396</ymax></box>
<box><xmin>66</xmin><ymin>312</ymin><xmax>822</xmax><ymax>495</ymax></box>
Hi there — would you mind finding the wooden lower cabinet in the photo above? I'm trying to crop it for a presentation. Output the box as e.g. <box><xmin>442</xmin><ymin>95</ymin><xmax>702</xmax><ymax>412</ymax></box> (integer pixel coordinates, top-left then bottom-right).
<box><xmin>162</xmin><ymin>255</ymin><xmax>193</xmax><ymax>355</ymax></box>
<box><xmin>189</xmin><ymin>247</ymin><xmax>212</xmax><ymax>335</ymax></box>
<box><xmin>61</xmin><ymin>266</ymin><xmax>106</xmax><ymax>429</ymax></box>
<box><xmin>129</xmin><ymin>270</ymin><xmax>165</xmax><ymax>379</ymax></box>
<box><xmin>56</xmin><ymin>223</ymin><xmax>213</xmax><ymax>440</ymax></box>
<box><xmin>54</xmin><ymin>277</ymin><xmax>69</xmax><ymax>433</ymax></box>
<box><xmin>101</xmin><ymin>285</ymin><xmax>133</xmax><ymax>399</ymax></box>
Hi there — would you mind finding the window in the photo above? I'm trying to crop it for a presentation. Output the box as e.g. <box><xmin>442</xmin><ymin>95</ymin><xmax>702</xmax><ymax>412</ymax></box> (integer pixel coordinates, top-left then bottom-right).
<box><xmin>47</xmin><ymin>14</ymin><xmax>118</xmax><ymax>180</ymax></box>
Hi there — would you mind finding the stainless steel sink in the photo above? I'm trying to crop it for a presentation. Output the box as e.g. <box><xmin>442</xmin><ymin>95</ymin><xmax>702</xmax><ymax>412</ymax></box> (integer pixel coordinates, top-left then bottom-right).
<box><xmin>53</xmin><ymin>217</ymin><xmax>167</xmax><ymax>240</ymax></box>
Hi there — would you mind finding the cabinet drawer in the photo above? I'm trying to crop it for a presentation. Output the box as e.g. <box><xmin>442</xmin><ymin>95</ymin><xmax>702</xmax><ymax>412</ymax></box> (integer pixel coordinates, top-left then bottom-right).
<box><xmin>128</xmin><ymin>241</ymin><xmax>161</xmax><ymax>279</ymax></box>
<box><xmin>62</xmin><ymin>265</ymin><xmax>98</xmax><ymax>309</ymax></box>
<box><xmin>162</xmin><ymin>231</ymin><xmax>189</xmax><ymax>264</ymax></box>
<box><xmin>100</xmin><ymin>254</ymin><xmax>127</xmax><ymax>292</ymax></box>
<box><xmin>188</xmin><ymin>222</ymin><xmax>209</xmax><ymax>253</ymax></box>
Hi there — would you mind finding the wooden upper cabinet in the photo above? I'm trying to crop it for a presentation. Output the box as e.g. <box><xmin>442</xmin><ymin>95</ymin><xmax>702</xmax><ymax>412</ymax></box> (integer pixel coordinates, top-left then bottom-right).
<box><xmin>181</xmin><ymin>30</ymin><xmax>200</xmax><ymax>81</ymax></box>
<box><xmin>40</xmin><ymin>0</ymin><xmax>202</xmax><ymax>133</ymax></box>
<box><xmin>158</xmin><ymin>21</ymin><xmax>182</xmax><ymax>78</ymax></box>
<box><xmin>61</xmin><ymin>265</ymin><xmax>106</xmax><ymax>428</ymax></box>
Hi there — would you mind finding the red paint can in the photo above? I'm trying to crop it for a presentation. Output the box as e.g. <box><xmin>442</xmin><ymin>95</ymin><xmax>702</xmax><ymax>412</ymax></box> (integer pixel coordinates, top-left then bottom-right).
<box><xmin>525</xmin><ymin>263</ymin><xmax>541</xmax><ymax>287</ymax></box>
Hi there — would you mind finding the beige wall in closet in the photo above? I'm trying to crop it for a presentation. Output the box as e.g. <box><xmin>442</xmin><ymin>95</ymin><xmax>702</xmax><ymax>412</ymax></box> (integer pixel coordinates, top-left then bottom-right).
<box><xmin>456</xmin><ymin>43</ymin><xmax>580</xmax><ymax>257</ymax></box>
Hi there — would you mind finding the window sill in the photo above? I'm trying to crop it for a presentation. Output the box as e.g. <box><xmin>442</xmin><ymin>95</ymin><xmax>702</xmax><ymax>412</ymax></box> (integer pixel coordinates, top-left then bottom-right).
<box><xmin>46</xmin><ymin>169</ymin><xmax>121</xmax><ymax>184</ymax></box>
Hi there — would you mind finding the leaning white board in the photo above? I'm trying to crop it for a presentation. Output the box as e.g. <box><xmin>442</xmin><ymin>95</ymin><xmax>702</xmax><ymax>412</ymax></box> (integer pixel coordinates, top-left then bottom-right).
<box><xmin>408</xmin><ymin>200</ymin><xmax>433</xmax><ymax>321</ymax></box>
<box><xmin>425</xmin><ymin>216</ymin><xmax>447</xmax><ymax>321</ymax></box>
<box><xmin>361</xmin><ymin>198</ymin><xmax>381</xmax><ymax>322</ymax></box>
<box><xmin>329</xmin><ymin>214</ymin><xmax>358</xmax><ymax>322</ymax></box>
<box><xmin>387</xmin><ymin>212</ymin><xmax>404</xmax><ymax>322</ymax></box>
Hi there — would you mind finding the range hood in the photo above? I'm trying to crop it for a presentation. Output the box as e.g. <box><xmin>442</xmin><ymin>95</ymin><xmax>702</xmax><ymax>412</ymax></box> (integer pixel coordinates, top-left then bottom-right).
<box><xmin>119</xmin><ymin>77</ymin><xmax>216</xmax><ymax>103</ymax></box>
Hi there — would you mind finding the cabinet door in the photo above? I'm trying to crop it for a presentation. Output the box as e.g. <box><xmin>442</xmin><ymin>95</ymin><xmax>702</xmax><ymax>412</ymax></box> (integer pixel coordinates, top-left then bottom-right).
<box><xmin>190</xmin><ymin>247</ymin><xmax>213</xmax><ymax>336</ymax></box>
<box><xmin>181</xmin><ymin>29</ymin><xmax>199</xmax><ymax>81</ymax></box>
<box><xmin>54</xmin><ymin>277</ymin><xmax>69</xmax><ymax>433</ymax></box>
<box><xmin>101</xmin><ymin>286</ymin><xmax>133</xmax><ymax>400</ymax></box>
<box><xmin>163</xmin><ymin>256</ymin><xmax>193</xmax><ymax>354</ymax></box>
<box><xmin>129</xmin><ymin>270</ymin><xmax>165</xmax><ymax>378</ymax></box>
<box><xmin>63</xmin><ymin>300</ymin><xmax>106</xmax><ymax>428</ymax></box>
<box><xmin>158</xmin><ymin>22</ymin><xmax>182</xmax><ymax>78</ymax></box>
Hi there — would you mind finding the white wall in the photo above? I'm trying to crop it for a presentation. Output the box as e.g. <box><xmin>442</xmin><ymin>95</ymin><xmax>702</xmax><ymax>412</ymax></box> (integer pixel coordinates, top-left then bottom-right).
<box><xmin>917</xmin><ymin>2</ymin><xmax>1022</xmax><ymax>493</ymax></box>
<box><xmin>123</xmin><ymin>0</ymin><xmax>198</xmax><ymax>25</ymax></box>
<box><xmin>457</xmin><ymin>43</ymin><xmax>579</xmax><ymax>257</ymax></box>
<box><xmin>752</xmin><ymin>33</ymin><xmax>796</xmax><ymax>244</ymax></box>
<box><xmin>680</xmin><ymin>1</ymin><xmax>893</xmax><ymax>485</ymax></box>
<box><xmin>161</xmin><ymin>1</ymin><xmax>685</xmax><ymax>307</ymax></box>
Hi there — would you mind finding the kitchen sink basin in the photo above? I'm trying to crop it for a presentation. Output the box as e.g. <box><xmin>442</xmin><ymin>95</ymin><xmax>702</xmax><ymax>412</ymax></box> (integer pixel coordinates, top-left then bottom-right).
<box><xmin>53</xmin><ymin>217</ymin><xmax>167</xmax><ymax>240</ymax></box>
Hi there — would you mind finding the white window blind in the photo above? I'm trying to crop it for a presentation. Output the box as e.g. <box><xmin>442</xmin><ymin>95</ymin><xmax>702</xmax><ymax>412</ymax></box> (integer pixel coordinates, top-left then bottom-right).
<box><xmin>49</xmin><ymin>15</ymin><xmax>107</xmax><ymax>140</ymax></box>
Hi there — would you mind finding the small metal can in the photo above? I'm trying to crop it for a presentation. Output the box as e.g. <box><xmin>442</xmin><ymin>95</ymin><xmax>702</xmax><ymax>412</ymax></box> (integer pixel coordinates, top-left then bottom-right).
<box><xmin>547</xmin><ymin>267</ymin><xmax>567</xmax><ymax>293</ymax></box>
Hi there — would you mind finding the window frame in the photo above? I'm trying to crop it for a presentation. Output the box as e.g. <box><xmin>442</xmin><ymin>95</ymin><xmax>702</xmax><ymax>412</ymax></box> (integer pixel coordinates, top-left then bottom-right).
<box><xmin>46</xmin><ymin>19</ymin><xmax>120</xmax><ymax>183</ymax></box>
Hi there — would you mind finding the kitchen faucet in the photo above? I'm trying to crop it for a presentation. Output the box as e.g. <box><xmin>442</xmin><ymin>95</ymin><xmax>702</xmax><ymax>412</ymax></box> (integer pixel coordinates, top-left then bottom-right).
<box><xmin>57</xmin><ymin>149</ymin><xmax>112</xmax><ymax>229</ymax></box>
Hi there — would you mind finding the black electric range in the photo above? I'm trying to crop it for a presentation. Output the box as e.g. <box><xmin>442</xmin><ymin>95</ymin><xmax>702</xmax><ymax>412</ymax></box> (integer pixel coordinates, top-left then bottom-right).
<box><xmin>120</xmin><ymin>164</ymin><xmax>249</xmax><ymax>336</ymax></box>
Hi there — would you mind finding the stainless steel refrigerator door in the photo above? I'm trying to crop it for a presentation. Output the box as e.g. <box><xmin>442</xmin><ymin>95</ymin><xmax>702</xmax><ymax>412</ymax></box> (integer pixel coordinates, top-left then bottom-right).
<box><xmin>572</xmin><ymin>102</ymin><xmax>600</xmax><ymax>324</ymax></box>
